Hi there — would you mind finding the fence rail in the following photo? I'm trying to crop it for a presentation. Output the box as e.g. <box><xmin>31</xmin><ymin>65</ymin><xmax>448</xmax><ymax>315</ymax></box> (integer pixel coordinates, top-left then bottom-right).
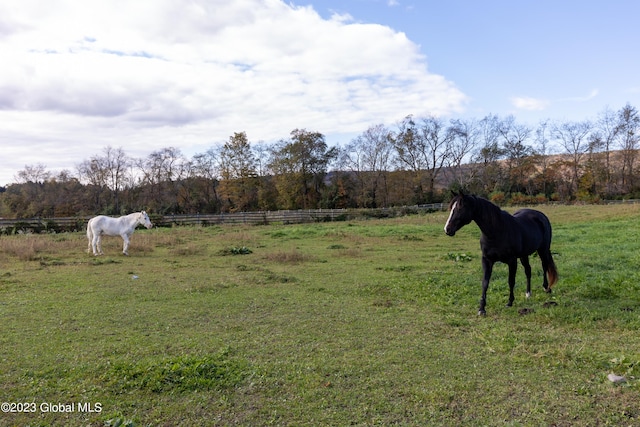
<box><xmin>0</xmin><ymin>204</ymin><xmax>446</xmax><ymax>233</ymax></box>
<box><xmin>2</xmin><ymin>199</ymin><xmax>638</xmax><ymax>234</ymax></box>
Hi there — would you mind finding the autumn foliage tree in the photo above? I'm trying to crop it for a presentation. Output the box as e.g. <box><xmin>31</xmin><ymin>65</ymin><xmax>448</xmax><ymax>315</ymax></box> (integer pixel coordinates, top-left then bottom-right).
<box><xmin>268</xmin><ymin>129</ymin><xmax>338</xmax><ymax>209</ymax></box>
<box><xmin>218</xmin><ymin>132</ymin><xmax>258</xmax><ymax>212</ymax></box>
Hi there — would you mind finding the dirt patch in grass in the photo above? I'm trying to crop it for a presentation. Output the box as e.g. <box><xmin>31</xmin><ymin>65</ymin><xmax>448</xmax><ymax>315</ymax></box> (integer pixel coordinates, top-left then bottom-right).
<box><xmin>263</xmin><ymin>250</ymin><xmax>313</xmax><ymax>264</ymax></box>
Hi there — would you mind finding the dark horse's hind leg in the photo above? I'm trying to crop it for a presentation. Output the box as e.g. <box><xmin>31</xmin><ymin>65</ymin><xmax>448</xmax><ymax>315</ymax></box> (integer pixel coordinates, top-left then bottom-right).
<box><xmin>520</xmin><ymin>256</ymin><xmax>532</xmax><ymax>298</ymax></box>
<box><xmin>506</xmin><ymin>258</ymin><xmax>517</xmax><ymax>307</ymax></box>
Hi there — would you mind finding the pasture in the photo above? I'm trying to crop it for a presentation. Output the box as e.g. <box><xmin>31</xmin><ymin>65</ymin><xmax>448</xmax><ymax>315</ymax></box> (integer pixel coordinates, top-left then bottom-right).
<box><xmin>1</xmin><ymin>204</ymin><xmax>640</xmax><ymax>426</ymax></box>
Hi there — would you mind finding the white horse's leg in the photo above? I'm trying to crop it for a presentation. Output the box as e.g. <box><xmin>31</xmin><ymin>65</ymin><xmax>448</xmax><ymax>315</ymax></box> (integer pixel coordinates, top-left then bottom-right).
<box><xmin>87</xmin><ymin>227</ymin><xmax>93</xmax><ymax>254</ymax></box>
<box><xmin>122</xmin><ymin>233</ymin><xmax>130</xmax><ymax>255</ymax></box>
<box><xmin>93</xmin><ymin>234</ymin><xmax>103</xmax><ymax>256</ymax></box>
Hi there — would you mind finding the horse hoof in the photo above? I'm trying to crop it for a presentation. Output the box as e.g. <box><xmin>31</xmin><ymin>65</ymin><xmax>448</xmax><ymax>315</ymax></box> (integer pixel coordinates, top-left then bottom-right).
<box><xmin>478</xmin><ymin>310</ymin><xmax>486</xmax><ymax>316</ymax></box>
<box><xmin>526</xmin><ymin>292</ymin><xmax>531</xmax><ymax>299</ymax></box>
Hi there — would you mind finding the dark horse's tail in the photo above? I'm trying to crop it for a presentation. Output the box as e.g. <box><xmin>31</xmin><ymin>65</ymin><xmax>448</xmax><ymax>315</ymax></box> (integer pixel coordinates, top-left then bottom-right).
<box><xmin>547</xmin><ymin>254</ymin><xmax>558</xmax><ymax>289</ymax></box>
<box><xmin>538</xmin><ymin>213</ymin><xmax>558</xmax><ymax>289</ymax></box>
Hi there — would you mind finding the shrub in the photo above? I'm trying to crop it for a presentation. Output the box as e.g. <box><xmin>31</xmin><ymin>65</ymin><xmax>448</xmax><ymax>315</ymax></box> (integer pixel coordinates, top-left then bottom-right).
<box><xmin>509</xmin><ymin>192</ymin><xmax>528</xmax><ymax>205</ymax></box>
<box><xmin>489</xmin><ymin>191</ymin><xmax>506</xmax><ymax>205</ymax></box>
<box><xmin>218</xmin><ymin>246</ymin><xmax>252</xmax><ymax>255</ymax></box>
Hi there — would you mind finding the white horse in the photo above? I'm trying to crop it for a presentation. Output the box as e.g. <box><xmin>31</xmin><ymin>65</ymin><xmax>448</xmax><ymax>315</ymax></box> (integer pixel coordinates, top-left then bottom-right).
<box><xmin>87</xmin><ymin>211</ymin><xmax>153</xmax><ymax>256</ymax></box>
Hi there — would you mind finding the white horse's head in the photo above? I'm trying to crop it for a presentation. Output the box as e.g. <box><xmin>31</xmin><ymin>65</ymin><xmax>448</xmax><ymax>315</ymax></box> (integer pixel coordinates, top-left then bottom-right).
<box><xmin>139</xmin><ymin>211</ymin><xmax>153</xmax><ymax>229</ymax></box>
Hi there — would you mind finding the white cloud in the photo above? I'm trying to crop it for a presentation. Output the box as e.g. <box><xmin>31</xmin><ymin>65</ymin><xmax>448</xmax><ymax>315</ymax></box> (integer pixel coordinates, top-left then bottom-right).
<box><xmin>510</xmin><ymin>89</ymin><xmax>601</xmax><ymax>116</ymax></box>
<box><xmin>510</xmin><ymin>96</ymin><xmax>550</xmax><ymax>111</ymax></box>
<box><xmin>0</xmin><ymin>0</ymin><xmax>467</xmax><ymax>185</ymax></box>
<box><xmin>558</xmin><ymin>89</ymin><xmax>599</xmax><ymax>103</ymax></box>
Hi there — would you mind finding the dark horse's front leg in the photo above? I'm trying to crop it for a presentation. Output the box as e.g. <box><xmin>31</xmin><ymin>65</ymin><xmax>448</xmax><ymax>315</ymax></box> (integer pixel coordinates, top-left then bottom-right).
<box><xmin>479</xmin><ymin>257</ymin><xmax>494</xmax><ymax>315</ymax></box>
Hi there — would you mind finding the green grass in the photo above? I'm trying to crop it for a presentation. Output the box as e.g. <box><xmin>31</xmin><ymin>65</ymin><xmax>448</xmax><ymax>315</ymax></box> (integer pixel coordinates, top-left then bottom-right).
<box><xmin>1</xmin><ymin>204</ymin><xmax>640</xmax><ymax>425</ymax></box>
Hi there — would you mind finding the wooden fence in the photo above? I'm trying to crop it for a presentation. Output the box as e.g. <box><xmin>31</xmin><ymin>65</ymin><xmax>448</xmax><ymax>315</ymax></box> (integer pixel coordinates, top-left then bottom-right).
<box><xmin>0</xmin><ymin>204</ymin><xmax>446</xmax><ymax>234</ymax></box>
<box><xmin>3</xmin><ymin>199</ymin><xmax>638</xmax><ymax>234</ymax></box>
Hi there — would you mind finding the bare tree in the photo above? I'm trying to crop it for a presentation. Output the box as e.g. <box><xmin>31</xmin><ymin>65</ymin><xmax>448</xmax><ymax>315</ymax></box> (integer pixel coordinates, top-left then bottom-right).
<box><xmin>497</xmin><ymin>115</ymin><xmax>533</xmax><ymax>193</ymax></box>
<box><xmin>419</xmin><ymin>115</ymin><xmax>456</xmax><ymax>200</ymax></box>
<box><xmin>391</xmin><ymin>115</ymin><xmax>426</xmax><ymax>171</ymax></box>
<box><xmin>190</xmin><ymin>149</ymin><xmax>221</xmax><ymax>212</ymax></box>
<box><xmin>390</xmin><ymin>115</ymin><xmax>426</xmax><ymax>203</ymax></box>
<box><xmin>135</xmin><ymin>147</ymin><xmax>187</xmax><ymax>213</ymax></box>
<box><xmin>102</xmin><ymin>147</ymin><xmax>130</xmax><ymax>213</ymax></box>
<box><xmin>191</xmin><ymin>148</ymin><xmax>220</xmax><ymax>181</ymax></box>
<box><xmin>252</xmin><ymin>142</ymin><xmax>269</xmax><ymax>178</ymax></box>
<box><xmin>448</xmin><ymin>118</ymin><xmax>480</xmax><ymax>189</ymax></box>
<box><xmin>472</xmin><ymin>114</ymin><xmax>505</xmax><ymax>195</ymax></box>
<box><xmin>533</xmin><ymin>120</ymin><xmax>554</xmax><ymax>196</ymax></box>
<box><xmin>137</xmin><ymin>147</ymin><xmax>186</xmax><ymax>185</ymax></box>
<box><xmin>77</xmin><ymin>146</ymin><xmax>130</xmax><ymax>213</ymax></box>
<box><xmin>10</xmin><ymin>164</ymin><xmax>52</xmax><ymax>217</ymax></box>
<box><xmin>552</xmin><ymin>120</ymin><xmax>592</xmax><ymax>196</ymax></box>
<box><xmin>391</xmin><ymin>114</ymin><xmax>455</xmax><ymax>202</ymax></box>
<box><xmin>15</xmin><ymin>163</ymin><xmax>50</xmax><ymax>184</ymax></box>
<box><xmin>589</xmin><ymin>107</ymin><xmax>619</xmax><ymax>195</ymax></box>
<box><xmin>342</xmin><ymin>124</ymin><xmax>393</xmax><ymax>207</ymax></box>
<box><xmin>616</xmin><ymin>103</ymin><xmax>640</xmax><ymax>192</ymax></box>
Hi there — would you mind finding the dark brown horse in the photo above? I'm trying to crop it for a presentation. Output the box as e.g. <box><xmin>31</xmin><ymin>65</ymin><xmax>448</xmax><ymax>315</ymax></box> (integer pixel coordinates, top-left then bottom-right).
<box><xmin>444</xmin><ymin>192</ymin><xmax>558</xmax><ymax>315</ymax></box>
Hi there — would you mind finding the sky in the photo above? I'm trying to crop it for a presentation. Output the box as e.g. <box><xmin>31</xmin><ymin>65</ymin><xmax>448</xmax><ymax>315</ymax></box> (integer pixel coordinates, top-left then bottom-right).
<box><xmin>1</xmin><ymin>0</ymin><xmax>639</xmax><ymax>186</ymax></box>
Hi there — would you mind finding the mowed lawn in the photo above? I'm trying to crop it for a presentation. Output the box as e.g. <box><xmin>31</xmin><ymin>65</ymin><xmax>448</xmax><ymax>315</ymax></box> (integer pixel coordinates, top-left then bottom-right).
<box><xmin>1</xmin><ymin>203</ymin><xmax>640</xmax><ymax>426</ymax></box>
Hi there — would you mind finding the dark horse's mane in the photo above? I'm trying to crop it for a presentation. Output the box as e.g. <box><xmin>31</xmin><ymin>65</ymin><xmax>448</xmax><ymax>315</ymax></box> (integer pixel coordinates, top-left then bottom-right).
<box><xmin>470</xmin><ymin>194</ymin><xmax>500</xmax><ymax>215</ymax></box>
<box><xmin>465</xmin><ymin>195</ymin><xmax>509</xmax><ymax>233</ymax></box>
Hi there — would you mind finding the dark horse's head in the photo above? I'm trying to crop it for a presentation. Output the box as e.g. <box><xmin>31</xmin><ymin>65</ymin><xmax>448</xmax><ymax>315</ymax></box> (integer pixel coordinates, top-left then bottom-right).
<box><xmin>444</xmin><ymin>191</ymin><xmax>474</xmax><ymax>236</ymax></box>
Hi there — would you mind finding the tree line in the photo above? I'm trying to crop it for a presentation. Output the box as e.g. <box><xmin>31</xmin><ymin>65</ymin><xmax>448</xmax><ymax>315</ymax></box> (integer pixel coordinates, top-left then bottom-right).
<box><xmin>1</xmin><ymin>103</ymin><xmax>639</xmax><ymax>218</ymax></box>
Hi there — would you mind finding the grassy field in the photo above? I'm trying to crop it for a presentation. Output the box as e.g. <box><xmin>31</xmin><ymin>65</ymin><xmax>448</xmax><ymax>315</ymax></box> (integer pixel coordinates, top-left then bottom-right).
<box><xmin>1</xmin><ymin>203</ymin><xmax>640</xmax><ymax>426</ymax></box>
